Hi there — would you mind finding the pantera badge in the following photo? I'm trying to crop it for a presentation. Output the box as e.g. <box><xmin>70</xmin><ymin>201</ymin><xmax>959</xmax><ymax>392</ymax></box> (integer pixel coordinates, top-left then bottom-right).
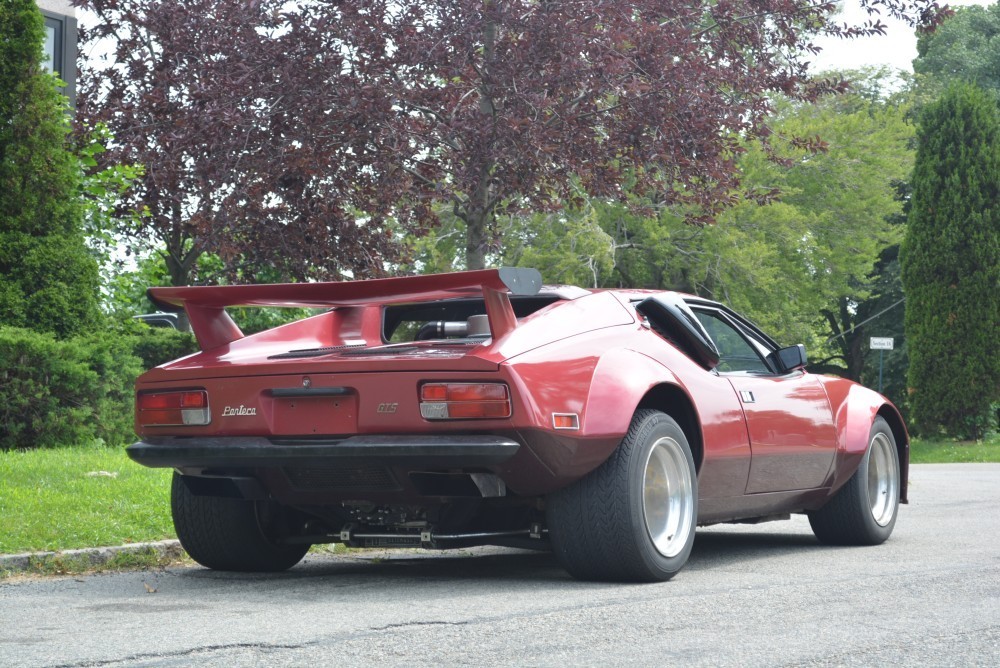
<box><xmin>222</xmin><ymin>405</ymin><xmax>257</xmax><ymax>417</ymax></box>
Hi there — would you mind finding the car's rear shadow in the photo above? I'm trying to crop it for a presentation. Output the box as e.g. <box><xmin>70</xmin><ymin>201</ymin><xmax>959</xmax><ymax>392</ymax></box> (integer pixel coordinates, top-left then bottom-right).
<box><xmin>685</xmin><ymin>528</ymin><xmax>822</xmax><ymax>571</ymax></box>
<box><xmin>170</xmin><ymin>526</ymin><xmax>824</xmax><ymax>590</ymax></box>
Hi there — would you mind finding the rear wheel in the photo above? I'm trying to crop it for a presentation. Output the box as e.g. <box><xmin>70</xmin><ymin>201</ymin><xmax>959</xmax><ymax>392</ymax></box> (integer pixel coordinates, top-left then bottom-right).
<box><xmin>171</xmin><ymin>472</ymin><xmax>309</xmax><ymax>572</ymax></box>
<box><xmin>808</xmin><ymin>417</ymin><xmax>900</xmax><ymax>545</ymax></box>
<box><xmin>546</xmin><ymin>410</ymin><xmax>697</xmax><ymax>582</ymax></box>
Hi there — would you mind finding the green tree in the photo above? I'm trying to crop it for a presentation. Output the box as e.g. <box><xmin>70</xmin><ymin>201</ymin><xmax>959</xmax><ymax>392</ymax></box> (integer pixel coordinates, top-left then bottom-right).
<box><xmin>774</xmin><ymin>87</ymin><xmax>915</xmax><ymax>378</ymax></box>
<box><xmin>901</xmin><ymin>82</ymin><xmax>1000</xmax><ymax>439</ymax></box>
<box><xmin>0</xmin><ymin>0</ymin><xmax>101</xmax><ymax>338</ymax></box>
<box><xmin>914</xmin><ymin>5</ymin><xmax>1000</xmax><ymax>98</ymax></box>
<box><xmin>496</xmin><ymin>71</ymin><xmax>914</xmax><ymax>377</ymax></box>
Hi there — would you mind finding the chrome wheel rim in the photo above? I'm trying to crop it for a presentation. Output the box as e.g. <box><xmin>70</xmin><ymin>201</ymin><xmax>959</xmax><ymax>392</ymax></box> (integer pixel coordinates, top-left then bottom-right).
<box><xmin>642</xmin><ymin>436</ymin><xmax>695</xmax><ymax>558</ymax></box>
<box><xmin>867</xmin><ymin>432</ymin><xmax>899</xmax><ymax>527</ymax></box>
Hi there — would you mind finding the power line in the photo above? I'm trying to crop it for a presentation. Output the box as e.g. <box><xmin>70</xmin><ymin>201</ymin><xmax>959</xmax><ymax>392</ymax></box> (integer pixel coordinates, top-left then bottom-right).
<box><xmin>825</xmin><ymin>297</ymin><xmax>906</xmax><ymax>345</ymax></box>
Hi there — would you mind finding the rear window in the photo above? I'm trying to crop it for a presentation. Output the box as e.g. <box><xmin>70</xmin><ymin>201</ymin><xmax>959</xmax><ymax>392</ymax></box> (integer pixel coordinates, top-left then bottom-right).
<box><xmin>383</xmin><ymin>296</ymin><xmax>561</xmax><ymax>343</ymax></box>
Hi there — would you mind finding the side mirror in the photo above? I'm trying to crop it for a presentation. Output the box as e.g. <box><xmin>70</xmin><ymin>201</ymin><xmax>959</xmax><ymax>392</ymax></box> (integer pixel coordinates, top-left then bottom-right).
<box><xmin>771</xmin><ymin>344</ymin><xmax>807</xmax><ymax>373</ymax></box>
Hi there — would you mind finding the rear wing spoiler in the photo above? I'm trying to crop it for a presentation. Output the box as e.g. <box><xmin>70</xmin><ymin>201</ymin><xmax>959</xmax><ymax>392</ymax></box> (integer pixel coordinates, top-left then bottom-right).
<box><xmin>147</xmin><ymin>268</ymin><xmax>543</xmax><ymax>351</ymax></box>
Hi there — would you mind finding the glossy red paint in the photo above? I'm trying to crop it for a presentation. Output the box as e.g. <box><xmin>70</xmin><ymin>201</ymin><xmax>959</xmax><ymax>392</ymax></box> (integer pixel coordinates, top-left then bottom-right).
<box><xmin>130</xmin><ymin>268</ymin><xmax>907</xmax><ymax>525</ymax></box>
<box><xmin>727</xmin><ymin>373</ymin><xmax>838</xmax><ymax>494</ymax></box>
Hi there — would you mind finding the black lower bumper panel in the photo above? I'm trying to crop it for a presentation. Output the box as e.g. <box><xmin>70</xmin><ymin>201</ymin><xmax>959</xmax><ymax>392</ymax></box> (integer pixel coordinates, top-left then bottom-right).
<box><xmin>126</xmin><ymin>435</ymin><xmax>521</xmax><ymax>469</ymax></box>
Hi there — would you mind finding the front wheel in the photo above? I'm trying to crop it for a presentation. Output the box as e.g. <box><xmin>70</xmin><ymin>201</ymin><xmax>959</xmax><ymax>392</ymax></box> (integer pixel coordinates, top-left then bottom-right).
<box><xmin>808</xmin><ymin>416</ymin><xmax>900</xmax><ymax>545</ymax></box>
<box><xmin>546</xmin><ymin>410</ymin><xmax>698</xmax><ymax>582</ymax></box>
<box><xmin>171</xmin><ymin>472</ymin><xmax>309</xmax><ymax>572</ymax></box>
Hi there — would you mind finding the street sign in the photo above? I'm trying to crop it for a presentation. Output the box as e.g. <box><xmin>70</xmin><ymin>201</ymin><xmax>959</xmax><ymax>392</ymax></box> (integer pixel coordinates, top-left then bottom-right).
<box><xmin>870</xmin><ymin>337</ymin><xmax>894</xmax><ymax>350</ymax></box>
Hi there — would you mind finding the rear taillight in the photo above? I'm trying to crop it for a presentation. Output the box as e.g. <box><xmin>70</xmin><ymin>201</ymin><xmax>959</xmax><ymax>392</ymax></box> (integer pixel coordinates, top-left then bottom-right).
<box><xmin>419</xmin><ymin>383</ymin><xmax>511</xmax><ymax>420</ymax></box>
<box><xmin>137</xmin><ymin>390</ymin><xmax>210</xmax><ymax>427</ymax></box>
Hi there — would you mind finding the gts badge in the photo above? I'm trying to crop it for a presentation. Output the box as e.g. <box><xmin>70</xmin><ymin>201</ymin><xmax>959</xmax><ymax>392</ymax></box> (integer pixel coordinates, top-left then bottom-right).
<box><xmin>377</xmin><ymin>403</ymin><xmax>398</xmax><ymax>414</ymax></box>
<box><xmin>222</xmin><ymin>405</ymin><xmax>257</xmax><ymax>417</ymax></box>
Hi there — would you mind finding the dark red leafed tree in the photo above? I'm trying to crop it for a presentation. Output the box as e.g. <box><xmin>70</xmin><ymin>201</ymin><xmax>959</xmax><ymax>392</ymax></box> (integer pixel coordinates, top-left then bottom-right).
<box><xmin>76</xmin><ymin>0</ymin><xmax>945</xmax><ymax>280</ymax></box>
<box><xmin>76</xmin><ymin>1</ymin><xmax>405</xmax><ymax>285</ymax></box>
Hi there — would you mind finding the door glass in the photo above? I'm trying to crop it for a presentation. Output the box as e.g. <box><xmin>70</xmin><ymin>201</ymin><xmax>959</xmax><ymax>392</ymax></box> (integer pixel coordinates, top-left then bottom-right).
<box><xmin>693</xmin><ymin>311</ymin><xmax>770</xmax><ymax>373</ymax></box>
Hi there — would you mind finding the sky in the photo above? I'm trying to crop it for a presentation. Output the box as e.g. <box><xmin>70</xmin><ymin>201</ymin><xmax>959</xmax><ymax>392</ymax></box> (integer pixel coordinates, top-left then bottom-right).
<box><xmin>811</xmin><ymin>0</ymin><xmax>994</xmax><ymax>73</ymax></box>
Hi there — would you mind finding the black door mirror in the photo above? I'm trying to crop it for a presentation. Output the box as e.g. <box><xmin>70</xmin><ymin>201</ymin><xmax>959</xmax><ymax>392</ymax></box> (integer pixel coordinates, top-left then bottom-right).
<box><xmin>771</xmin><ymin>344</ymin><xmax>807</xmax><ymax>373</ymax></box>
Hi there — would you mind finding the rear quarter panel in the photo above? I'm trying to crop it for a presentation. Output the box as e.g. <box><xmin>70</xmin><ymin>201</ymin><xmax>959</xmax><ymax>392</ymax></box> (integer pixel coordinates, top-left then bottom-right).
<box><xmin>505</xmin><ymin>322</ymin><xmax>752</xmax><ymax>499</ymax></box>
<box><xmin>503</xmin><ymin>329</ymin><xmax>646</xmax><ymax>486</ymax></box>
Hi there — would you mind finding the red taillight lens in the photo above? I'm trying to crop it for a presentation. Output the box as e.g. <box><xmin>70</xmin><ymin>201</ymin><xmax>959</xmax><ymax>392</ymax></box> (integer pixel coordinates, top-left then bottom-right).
<box><xmin>419</xmin><ymin>383</ymin><xmax>511</xmax><ymax>420</ymax></box>
<box><xmin>137</xmin><ymin>390</ymin><xmax>210</xmax><ymax>427</ymax></box>
<box><xmin>420</xmin><ymin>384</ymin><xmax>449</xmax><ymax>402</ymax></box>
<box><xmin>420</xmin><ymin>383</ymin><xmax>508</xmax><ymax>402</ymax></box>
<box><xmin>138</xmin><ymin>391</ymin><xmax>207</xmax><ymax>410</ymax></box>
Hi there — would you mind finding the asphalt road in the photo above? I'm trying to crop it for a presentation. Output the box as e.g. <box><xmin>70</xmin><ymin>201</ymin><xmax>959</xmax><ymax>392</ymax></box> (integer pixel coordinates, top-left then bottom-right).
<box><xmin>2</xmin><ymin>463</ymin><xmax>998</xmax><ymax>667</ymax></box>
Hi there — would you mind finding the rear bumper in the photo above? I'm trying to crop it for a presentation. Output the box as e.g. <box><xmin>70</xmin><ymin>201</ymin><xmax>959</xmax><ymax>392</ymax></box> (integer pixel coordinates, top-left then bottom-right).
<box><xmin>127</xmin><ymin>435</ymin><xmax>521</xmax><ymax>469</ymax></box>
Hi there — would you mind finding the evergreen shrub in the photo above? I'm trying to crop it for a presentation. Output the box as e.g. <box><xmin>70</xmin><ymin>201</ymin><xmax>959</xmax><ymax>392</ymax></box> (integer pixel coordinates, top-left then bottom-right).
<box><xmin>902</xmin><ymin>82</ymin><xmax>1000</xmax><ymax>439</ymax></box>
<box><xmin>0</xmin><ymin>0</ymin><xmax>102</xmax><ymax>339</ymax></box>
<box><xmin>0</xmin><ymin>328</ymin><xmax>143</xmax><ymax>450</ymax></box>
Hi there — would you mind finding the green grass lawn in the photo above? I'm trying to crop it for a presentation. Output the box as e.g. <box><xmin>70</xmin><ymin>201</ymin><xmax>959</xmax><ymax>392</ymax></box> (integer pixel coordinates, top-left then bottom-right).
<box><xmin>0</xmin><ymin>446</ymin><xmax>174</xmax><ymax>554</ymax></box>
<box><xmin>1</xmin><ymin>433</ymin><xmax>998</xmax><ymax>557</ymax></box>
<box><xmin>910</xmin><ymin>434</ymin><xmax>1000</xmax><ymax>464</ymax></box>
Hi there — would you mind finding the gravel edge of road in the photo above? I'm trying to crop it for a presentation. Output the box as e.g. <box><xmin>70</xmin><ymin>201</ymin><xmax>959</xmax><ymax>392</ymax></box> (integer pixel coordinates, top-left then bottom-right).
<box><xmin>0</xmin><ymin>540</ymin><xmax>185</xmax><ymax>576</ymax></box>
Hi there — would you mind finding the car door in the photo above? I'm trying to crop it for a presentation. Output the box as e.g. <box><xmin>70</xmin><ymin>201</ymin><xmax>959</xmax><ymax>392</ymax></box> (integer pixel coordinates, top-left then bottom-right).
<box><xmin>690</xmin><ymin>307</ymin><xmax>838</xmax><ymax>494</ymax></box>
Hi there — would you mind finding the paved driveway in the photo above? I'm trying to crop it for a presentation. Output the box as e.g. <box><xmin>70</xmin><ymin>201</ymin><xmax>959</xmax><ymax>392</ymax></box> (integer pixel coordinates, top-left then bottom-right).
<box><xmin>1</xmin><ymin>464</ymin><xmax>998</xmax><ymax>667</ymax></box>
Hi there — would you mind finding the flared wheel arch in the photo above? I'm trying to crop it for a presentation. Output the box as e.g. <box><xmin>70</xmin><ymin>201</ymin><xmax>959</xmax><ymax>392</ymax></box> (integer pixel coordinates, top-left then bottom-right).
<box><xmin>828</xmin><ymin>404</ymin><xmax>909</xmax><ymax>506</ymax></box>
<box><xmin>874</xmin><ymin>405</ymin><xmax>909</xmax><ymax>504</ymax></box>
<box><xmin>636</xmin><ymin>383</ymin><xmax>704</xmax><ymax>475</ymax></box>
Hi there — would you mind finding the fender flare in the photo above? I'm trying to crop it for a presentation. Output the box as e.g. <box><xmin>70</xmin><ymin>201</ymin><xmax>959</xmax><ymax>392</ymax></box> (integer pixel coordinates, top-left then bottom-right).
<box><xmin>583</xmin><ymin>348</ymin><xmax>688</xmax><ymax>437</ymax></box>
<box><xmin>821</xmin><ymin>377</ymin><xmax>910</xmax><ymax>503</ymax></box>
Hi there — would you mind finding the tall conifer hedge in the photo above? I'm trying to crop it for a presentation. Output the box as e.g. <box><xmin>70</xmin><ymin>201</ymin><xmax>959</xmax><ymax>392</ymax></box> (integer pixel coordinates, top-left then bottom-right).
<box><xmin>901</xmin><ymin>82</ymin><xmax>1000</xmax><ymax>439</ymax></box>
<box><xmin>0</xmin><ymin>0</ymin><xmax>101</xmax><ymax>338</ymax></box>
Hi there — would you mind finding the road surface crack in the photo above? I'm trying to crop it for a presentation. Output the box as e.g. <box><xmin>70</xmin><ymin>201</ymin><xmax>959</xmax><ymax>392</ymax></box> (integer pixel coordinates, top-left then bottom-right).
<box><xmin>372</xmin><ymin>620</ymin><xmax>470</xmax><ymax>631</ymax></box>
<box><xmin>49</xmin><ymin>641</ymin><xmax>316</xmax><ymax>668</ymax></box>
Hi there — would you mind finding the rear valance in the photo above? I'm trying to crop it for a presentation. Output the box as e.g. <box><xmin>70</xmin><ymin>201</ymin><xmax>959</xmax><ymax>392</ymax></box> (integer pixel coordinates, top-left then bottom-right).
<box><xmin>147</xmin><ymin>268</ymin><xmax>543</xmax><ymax>351</ymax></box>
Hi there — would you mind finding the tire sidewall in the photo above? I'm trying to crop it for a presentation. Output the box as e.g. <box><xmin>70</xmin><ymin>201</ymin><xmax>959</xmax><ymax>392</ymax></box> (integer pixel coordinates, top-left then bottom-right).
<box><xmin>857</xmin><ymin>418</ymin><xmax>900</xmax><ymax>542</ymax></box>
<box><xmin>171</xmin><ymin>472</ymin><xmax>308</xmax><ymax>572</ymax></box>
<box><xmin>626</xmin><ymin>412</ymin><xmax>698</xmax><ymax>579</ymax></box>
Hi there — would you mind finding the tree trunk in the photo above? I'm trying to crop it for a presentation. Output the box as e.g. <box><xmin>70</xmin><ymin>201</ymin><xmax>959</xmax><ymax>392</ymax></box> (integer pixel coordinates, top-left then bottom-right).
<box><xmin>845</xmin><ymin>331</ymin><xmax>865</xmax><ymax>382</ymax></box>
<box><xmin>464</xmin><ymin>206</ymin><xmax>489</xmax><ymax>271</ymax></box>
<box><xmin>463</xmin><ymin>6</ymin><xmax>497</xmax><ymax>272</ymax></box>
<box><xmin>164</xmin><ymin>249</ymin><xmax>197</xmax><ymax>287</ymax></box>
<box><xmin>162</xmin><ymin>214</ymin><xmax>200</xmax><ymax>286</ymax></box>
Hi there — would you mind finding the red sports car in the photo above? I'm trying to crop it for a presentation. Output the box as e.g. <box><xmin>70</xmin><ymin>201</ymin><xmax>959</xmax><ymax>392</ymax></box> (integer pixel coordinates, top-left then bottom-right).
<box><xmin>128</xmin><ymin>268</ymin><xmax>906</xmax><ymax>582</ymax></box>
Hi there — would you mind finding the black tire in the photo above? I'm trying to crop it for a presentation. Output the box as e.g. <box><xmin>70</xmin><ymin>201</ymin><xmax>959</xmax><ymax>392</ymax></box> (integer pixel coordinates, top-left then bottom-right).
<box><xmin>546</xmin><ymin>410</ymin><xmax>698</xmax><ymax>582</ymax></box>
<box><xmin>808</xmin><ymin>417</ymin><xmax>900</xmax><ymax>546</ymax></box>
<box><xmin>171</xmin><ymin>472</ymin><xmax>309</xmax><ymax>572</ymax></box>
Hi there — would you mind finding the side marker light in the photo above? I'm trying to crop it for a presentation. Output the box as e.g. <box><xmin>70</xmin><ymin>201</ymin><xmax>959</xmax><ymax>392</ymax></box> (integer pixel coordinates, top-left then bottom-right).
<box><xmin>552</xmin><ymin>413</ymin><xmax>580</xmax><ymax>430</ymax></box>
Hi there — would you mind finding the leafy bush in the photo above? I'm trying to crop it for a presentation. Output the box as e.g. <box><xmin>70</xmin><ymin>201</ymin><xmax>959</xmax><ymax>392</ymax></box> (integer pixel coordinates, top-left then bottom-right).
<box><xmin>0</xmin><ymin>328</ymin><xmax>142</xmax><ymax>450</ymax></box>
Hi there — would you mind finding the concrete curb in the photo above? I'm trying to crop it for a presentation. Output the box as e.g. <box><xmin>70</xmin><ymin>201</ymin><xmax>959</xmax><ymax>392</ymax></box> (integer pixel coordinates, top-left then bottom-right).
<box><xmin>0</xmin><ymin>540</ymin><xmax>185</xmax><ymax>575</ymax></box>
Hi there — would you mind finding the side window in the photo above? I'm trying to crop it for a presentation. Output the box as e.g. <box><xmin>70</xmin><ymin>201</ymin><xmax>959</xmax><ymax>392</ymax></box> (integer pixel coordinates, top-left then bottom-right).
<box><xmin>693</xmin><ymin>310</ymin><xmax>771</xmax><ymax>374</ymax></box>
